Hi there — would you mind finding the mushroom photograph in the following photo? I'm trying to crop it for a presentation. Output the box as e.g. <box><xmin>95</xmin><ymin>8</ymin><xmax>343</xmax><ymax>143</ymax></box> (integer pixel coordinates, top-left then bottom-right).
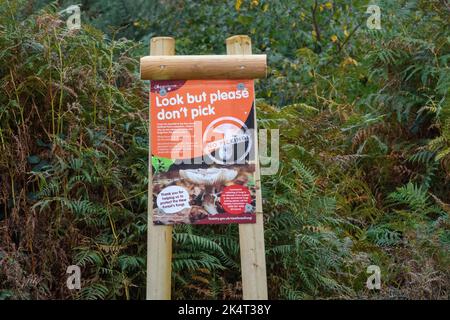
<box><xmin>153</xmin><ymin>165</ymin><xmax>256</xmax><ymax>225</ymax></box>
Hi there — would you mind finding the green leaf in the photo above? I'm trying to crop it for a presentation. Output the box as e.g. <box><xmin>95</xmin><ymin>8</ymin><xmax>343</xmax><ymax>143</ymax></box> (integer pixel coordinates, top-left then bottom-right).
<box><xmin>152</xmin><ymin>156</ymin><xmax>175</xmax><ymax>174</ymax></box>
<box><xmin>27</xmin><ymin>155</ymin><xmax>41</xmax><ymax>164</ymax></box>
<box><xmin>237</xmin><ymin>15</ymin><xmax>253</xmax><ymax>25</ymax></box>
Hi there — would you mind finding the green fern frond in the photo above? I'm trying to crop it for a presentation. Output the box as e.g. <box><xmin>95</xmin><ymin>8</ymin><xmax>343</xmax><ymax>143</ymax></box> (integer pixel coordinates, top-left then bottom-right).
<box><xmin>74</xmin><ymin>249</ymin><xmax>103</xmax><ymax>267</ymax></box>
<box><xmin>79</xmin><ymin>283</ymin><xmax>109</xmax><ymax>300</ymax></box>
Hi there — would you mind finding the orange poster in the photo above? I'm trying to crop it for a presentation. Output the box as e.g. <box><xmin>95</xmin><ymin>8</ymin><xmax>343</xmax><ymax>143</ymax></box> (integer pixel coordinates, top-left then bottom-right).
<box><xmin>150</xmin><ymin>80</ymin><xmax>257</xmax><ymax>225</ymax></box>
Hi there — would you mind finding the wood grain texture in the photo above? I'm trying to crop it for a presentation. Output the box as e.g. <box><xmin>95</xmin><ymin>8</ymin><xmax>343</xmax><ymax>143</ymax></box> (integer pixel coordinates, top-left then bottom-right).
<box><xmin>140</xmin><ymin>54</ymin><xmax>267</xmax><ymax>80</ymax></box>
<box><xmin>146</xmin><ymin>37</ymin><xmax>174</xmax><ymax>301</ymax></box>
<box><xmin>227</xmin><ymin>35</ymin><xmax>269</xmax><ymax>300</ymax></box>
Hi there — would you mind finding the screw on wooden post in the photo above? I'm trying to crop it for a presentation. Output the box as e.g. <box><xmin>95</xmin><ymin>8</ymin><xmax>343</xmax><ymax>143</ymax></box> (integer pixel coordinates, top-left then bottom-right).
<box><xmin>226</xmin><ymin>35</ymin><xmax>268</xmax><ymax>300</ymax></box>
<box><xmin>146</xmin><ymin>37</ymin><xmax>175</xmax><ymax>300</ymax></box>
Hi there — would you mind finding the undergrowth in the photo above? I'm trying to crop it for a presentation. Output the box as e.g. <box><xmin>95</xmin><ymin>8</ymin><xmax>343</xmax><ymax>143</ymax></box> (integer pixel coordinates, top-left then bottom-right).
<box><xmin>0</xmin><ymin>0</ymin><xmax>449</xmax><ymax>300</ymax></box>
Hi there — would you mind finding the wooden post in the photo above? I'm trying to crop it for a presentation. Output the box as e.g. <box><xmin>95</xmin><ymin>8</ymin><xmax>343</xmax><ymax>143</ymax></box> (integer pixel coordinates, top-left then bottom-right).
<box><xmin>226</xmin><ymin>35</ymin><xmax>268</xmax><ymax>300</ymax></box>
<box><xmin>146</xmin><ymin>37</ymin><xmax>175</xmax><ymax>300</ymax></box>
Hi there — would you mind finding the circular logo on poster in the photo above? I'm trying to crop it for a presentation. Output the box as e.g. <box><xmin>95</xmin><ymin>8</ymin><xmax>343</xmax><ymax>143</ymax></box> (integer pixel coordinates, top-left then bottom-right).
<box><xmin>203</xmin><ymin>116</ymin><xmax>252</xmax><ymax>165</ymax></box>
<box><xmin>156</xmin><ymin>186</ymin><xmax>191</xmax><ymax>214</ymax></box>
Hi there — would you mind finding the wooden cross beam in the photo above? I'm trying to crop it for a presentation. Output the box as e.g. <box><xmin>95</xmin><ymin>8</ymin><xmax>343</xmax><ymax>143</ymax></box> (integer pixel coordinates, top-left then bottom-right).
<box><xmin>140</xmin><ymin>54</ymin><xmax>267</xmax><ymax>80</ymax></box>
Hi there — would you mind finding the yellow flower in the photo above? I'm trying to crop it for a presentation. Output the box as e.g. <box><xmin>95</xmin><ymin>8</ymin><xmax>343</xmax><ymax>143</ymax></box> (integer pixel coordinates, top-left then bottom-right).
<box><xmin>343</xmin><ymin>57</ymin><xmax>359</xmax><ymax>66</ymax></box>
<box><xmin>319</xmin><ymin>4</ymin><xmax>324</xmax><ymax>12</ymax></box>
<box><xmin>263</xmin><ymin>3</ymin><xmax>269</xmax><ymax>12</ymax></box>
<box><xmin>331</xmin><ymin>35</ymin><xmax>338</xmax><ymax>42</ymax></box>
<box><xmin>235</xmin><ymin>0</ymin><xmax>243</xmax><ymax>11</ymax></box>
<box><xmin>344</xmin><ymin>29</ymin><xmax>349</xmax><ymax>37</ymax></box>
<box><xmin>325</xmin><ymin>2</ymin><xmax>333</xmax><ymax>9</ymax></box>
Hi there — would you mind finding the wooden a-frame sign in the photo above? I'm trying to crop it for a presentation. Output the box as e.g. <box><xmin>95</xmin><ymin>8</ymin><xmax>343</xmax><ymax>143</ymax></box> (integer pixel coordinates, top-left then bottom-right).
<box><xmin>140</xmin><ymin>35</ymin><xmax>268</xmax><ymax>300</ymax></box>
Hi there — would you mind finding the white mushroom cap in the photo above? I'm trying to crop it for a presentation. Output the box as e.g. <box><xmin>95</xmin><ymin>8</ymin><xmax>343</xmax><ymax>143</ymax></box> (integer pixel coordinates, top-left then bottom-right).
<box><xmin>213</xmin><ymin>123</ymin><xmax>243</xmax><ymax>138</ymax></box>
<box><xmin>180</xmin><ymin>168</ymin><xmax>238</xmax><ymax>185</ymax></box>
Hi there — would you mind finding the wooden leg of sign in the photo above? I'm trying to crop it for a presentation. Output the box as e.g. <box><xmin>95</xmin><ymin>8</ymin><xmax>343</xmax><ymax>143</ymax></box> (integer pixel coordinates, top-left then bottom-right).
<box><xmin>226</xmin><ymin>35</ymin><xmax>268</xmax><ymax>300</ymax></box>
<box><xmin>146</xmin><ymin>37</ymin><xmax>175</xmax><ymax>300</ymax></box>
